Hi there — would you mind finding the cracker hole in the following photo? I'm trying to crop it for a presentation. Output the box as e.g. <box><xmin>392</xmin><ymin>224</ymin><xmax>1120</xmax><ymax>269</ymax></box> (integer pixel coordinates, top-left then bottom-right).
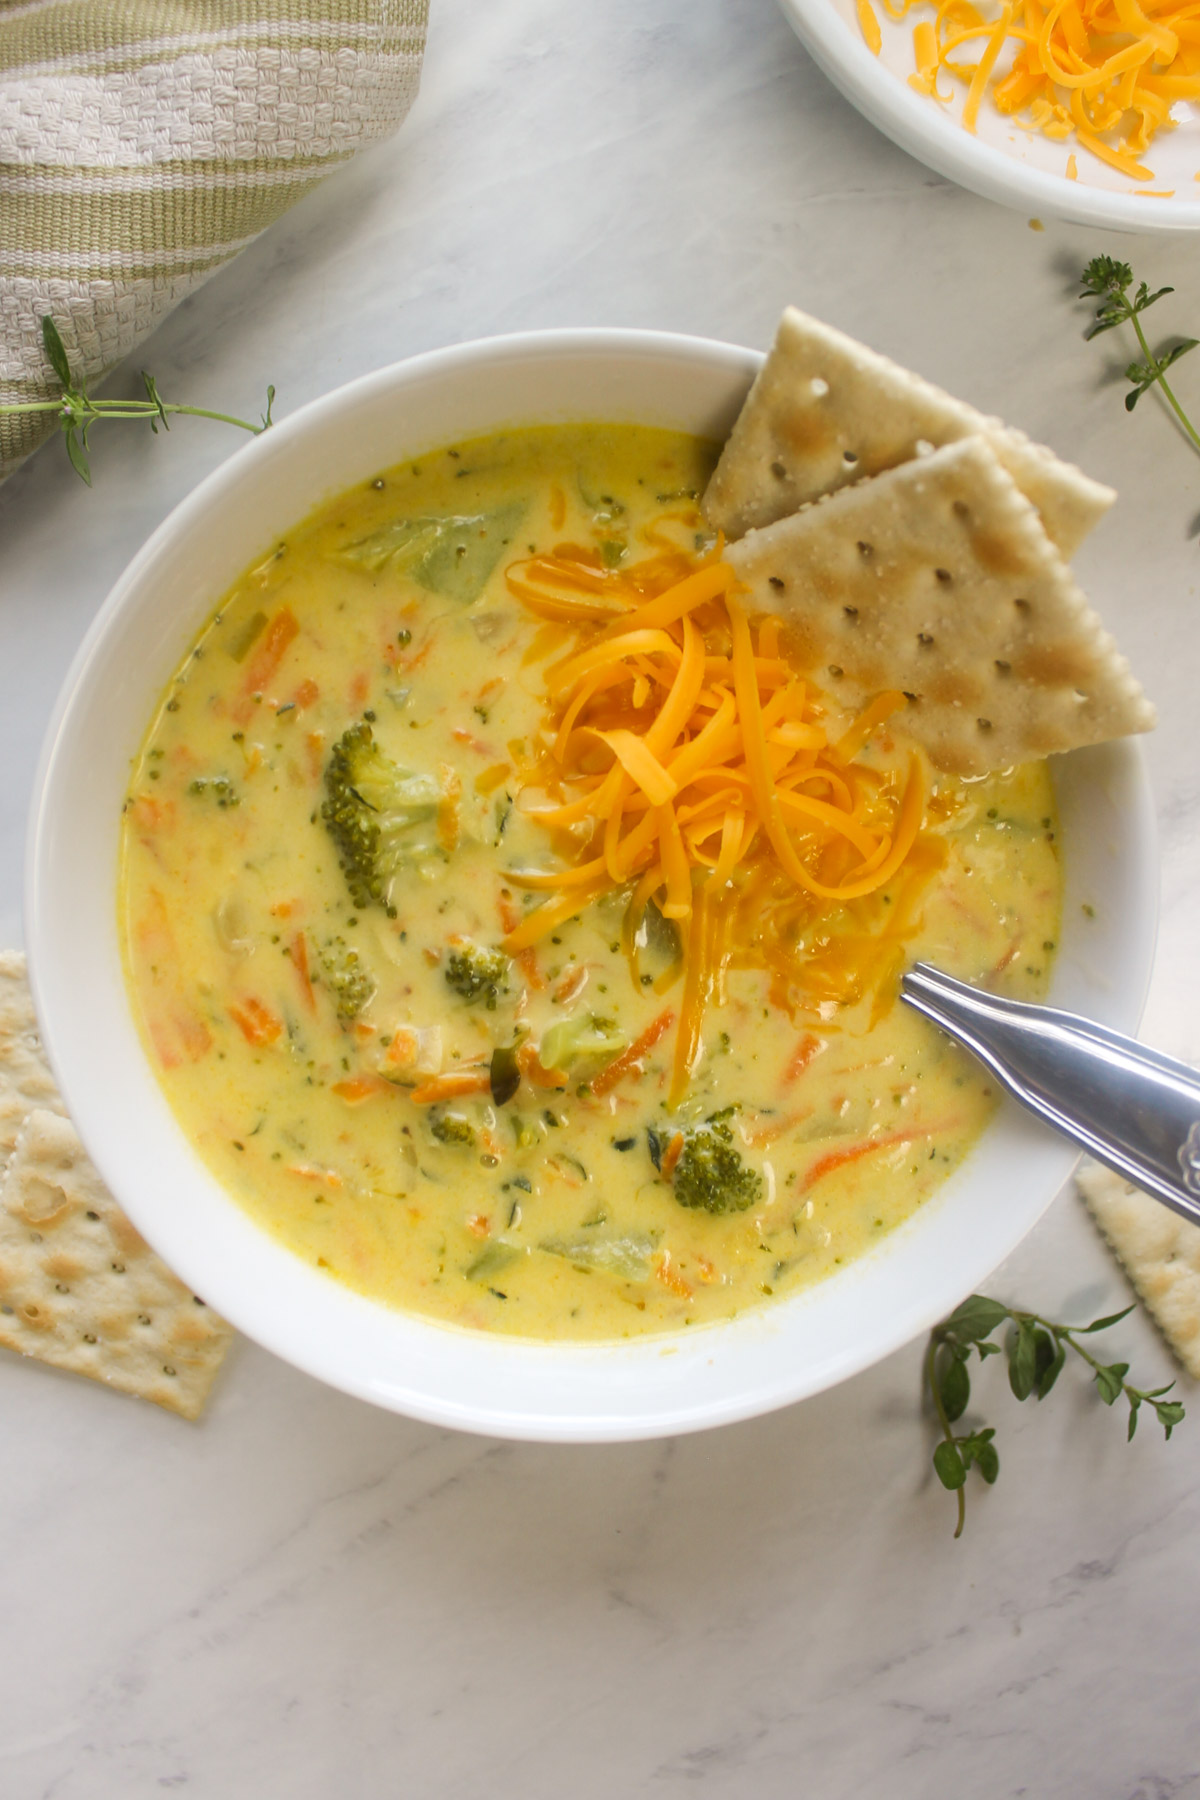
<box><xmin>994</xmin><ymin>660</ymin><xmax>1011</xmax><ymax>675</ymax></box>
<box><xmin>138</xmin><ymin>1313</ymin><xmax>152</xmax><ymax>1326</ymax></box>
<box><xmin>843</xmin><ymin>605</ymin><xmax>859</xmax><ymax>619</ymax></box>
<box><xmin>0</xmin><ymin>1305</ymin><xmax>11</xmax><ymax>1315</ymax></box>
<box><xmin>770</xmin><ymin>460</ymin><xmax>787</xmax><ymax>479</ymax></box>
<box><xmin>82</xmin><ymin>1333</ymin><xmax>97</xmax><ymax>1345</ymax></box>
<box><xmin>1014</xmin><ymin>597</ymin><xmax>1031</xmax><ymax>612</ymax></box>
<box><xmin>953</xmin><ymin>501</ymin><xmax>971</xmax><ymax>521</ymax></box>
<box><xmin>23</xmin><ymin>1176</ymin><xmax>67</xmax><ymax>1224</ymax></box>
<box><xmin>977</xmin><ymin>718</ymin><xmax>993</xmax><ymax>732</ymax></box>
<box><xmin>935</xmin><ymin>568</ymin><xmax>952</xmax><ymax>584</ymax></box>
<box><xmin>1073</xmin><ymin>689</ymin><xmax>1089</xmax><ymax>704</ymax></box>
<box><xmin>842</xmin><ymin>450</ymin><xmax>859</xmax><ymax>466</ymax></box>
<box><xmin>917</xmin><ymin>632</ymin><xmax>934</xmax><ymax>647</ymax></box>
<box><xmin>768</xmin><ymin>575</ymin><xmax>785</xmax><ymax>591</ymax></box>
<box><xmin>85</xmin><ymin>1210</ymin><xmax>100</xmax><ymax>1221</ymax></box>
<box><xmin>22</xmin><ymin>1304</ymin><xmax>40</xmax><ymax>1319</ymax></box>
<box><xmin>902</xmin><ymin>691</ymin><xmax>919</xmax><ymax>703</ymax></box>
<box><xmin>111</xmin><ymin>1262</ymin><xmax>125</xmax><ymax>1274</ymax></box>
<box><xmin>54</xmin><ymin>1283</ymin><xmax>68</xmax><ymax>1294</ymax></box>
<box><xmin>856</xmin><ymin>540</ymin><xmax>874</xmax><ymax>559</ymax></box>
<box><xmin>163</xmin><ymin>1365</ymin><xmax>177</xmax><ymax>1378</ymax></box>
<box><xmin>827</xmin><ymin>664</ymin><xmax>844</xmax><ymax>678</ymax></box>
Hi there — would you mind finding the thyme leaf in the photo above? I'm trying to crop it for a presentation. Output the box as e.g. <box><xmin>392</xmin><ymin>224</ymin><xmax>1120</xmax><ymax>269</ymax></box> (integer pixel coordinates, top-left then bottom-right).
<box><xmin>926</xmin><ymin>1291</ymin><xmax>1184</xmax><ymax>1538</ymax></box>
<box><xmin>1080</xmin><ymin>256</ymin><xmax>1200</xmax><ymax>452</ymax></box>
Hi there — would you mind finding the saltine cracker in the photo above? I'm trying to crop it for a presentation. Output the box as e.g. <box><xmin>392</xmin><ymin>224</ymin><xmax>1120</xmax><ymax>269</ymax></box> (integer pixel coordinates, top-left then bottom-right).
<box><xmin>725</xmin><ymin>437</ymin><xmax>1154</xmax><ymax>777</ymax></box>
<box><xmin>1078</xmin><ymin>1159</ymin><xmax>1200</xmax><ymax>1380</ymax></box>
<box><xmin>0</xmin><ymin>1108</ymin><xmax>233</xmax><ymax>1419</ymax></box>
<box><xmin>0</xmin><ymin>949</ymin><xmax>64</xmax><ymax>1175</ymax></box>
<box><xmin>704</xmin><ymin>306</ymin><xmax>1114</xmax><ymax>557</ymax></box>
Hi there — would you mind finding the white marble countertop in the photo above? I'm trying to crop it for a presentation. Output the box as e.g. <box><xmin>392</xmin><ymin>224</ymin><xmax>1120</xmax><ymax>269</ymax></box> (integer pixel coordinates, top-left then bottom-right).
<box><xmin>4</xmin><ymin>2</ymin><xmax>1200</xmax><ymax>1794</ymax></box>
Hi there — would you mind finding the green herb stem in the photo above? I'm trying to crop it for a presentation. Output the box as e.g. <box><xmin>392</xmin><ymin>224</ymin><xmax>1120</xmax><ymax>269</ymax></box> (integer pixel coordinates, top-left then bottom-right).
<box><xmin>3</xmin><ymin>315</ymin><xmax>275</xmax><ymax>483</ymax></box>
<box><xmin>926</xmin><ymin>1333</ymin><xmax>966</xmax><ymax>1539</ymax></box>
<box><xmin>1129</xmin><ymin>306</ymin><xmax>1200</xmax><ymax>456</ymax></box>
<box><xmin>0</xmin><ymin>398</ymin><xmax>264</xmax><ymax>431</ymax></box>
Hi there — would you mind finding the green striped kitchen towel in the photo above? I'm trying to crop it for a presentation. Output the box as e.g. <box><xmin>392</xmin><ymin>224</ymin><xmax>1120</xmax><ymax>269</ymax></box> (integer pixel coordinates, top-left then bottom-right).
<box><xmin>0</xmin><ymin>0</ymin><xmax>427</xmax><ymax>480</ymax></box>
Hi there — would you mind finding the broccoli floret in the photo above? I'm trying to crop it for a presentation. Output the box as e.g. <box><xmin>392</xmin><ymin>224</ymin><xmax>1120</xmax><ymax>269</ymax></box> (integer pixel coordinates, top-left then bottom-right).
<box><xmin>188</xmin><ymin>774</ymin><xmax>239</xmax><ymax>808</ymax></box>
<box><xmin>321</xmin><ymin>723</ymin><xmax>441</xmax><ymax>912</ymax></box>
<box><xmin>318</xmin><ymin>935</ymin><xmax>376</xmax><ymax>1020</ymax></box>
<box><xmin>539</xmin><ymin>1013</ymin><xmax>626</xmax><ymax>1073</ymax></box>
<box><xmin>431</xmin><ymin>1111</ymin><xmax>476</xmax><ymax>1146</ymax></box>
<box><xmin>670</xmin><ymin>1113</ymin><xmax>762</xmax><ymax>1215</ymax></box>
<box><xmin>444</xmin><ymin>942</ymin><xmax>510</xmax><ymax>1010</ymax></box>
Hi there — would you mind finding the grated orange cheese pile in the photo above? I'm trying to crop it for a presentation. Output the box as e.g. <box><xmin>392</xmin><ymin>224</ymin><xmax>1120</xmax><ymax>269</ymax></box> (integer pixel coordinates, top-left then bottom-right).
<box><xmin>858</xmin><ymin>0</ymin><xmax>1200</xmax><ymax>181</ymax></box>
<box><xmin>501</xmin><ymin>541</ymin><xmax>931</xmax><ymax>1103</ymax></box>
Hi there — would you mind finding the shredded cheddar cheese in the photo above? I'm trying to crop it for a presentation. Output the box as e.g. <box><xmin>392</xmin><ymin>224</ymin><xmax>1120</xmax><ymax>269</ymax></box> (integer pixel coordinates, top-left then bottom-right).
<box><xmin>870</xmin><ymin>0</ymin><xmax>1200</xmax><ymax>180</ymax></box>
<box><xmin>502</xmin><ymin>543</ymin><xmax>933</xmax><ymax>1103</ymax></box>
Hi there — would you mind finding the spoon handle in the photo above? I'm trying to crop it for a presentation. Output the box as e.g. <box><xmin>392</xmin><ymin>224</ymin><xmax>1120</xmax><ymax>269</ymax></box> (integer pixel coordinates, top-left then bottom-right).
<box><xmin>900</xmin><ymin>963</ymin><xmax>1200</xmax><ymax>1228</ymax></box>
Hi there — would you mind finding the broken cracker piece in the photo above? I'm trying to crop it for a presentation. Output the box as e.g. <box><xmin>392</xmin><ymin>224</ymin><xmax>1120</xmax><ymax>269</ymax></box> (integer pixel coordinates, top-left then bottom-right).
<box><xmin>725</xmin><ymin>436</ymin><xmax>1154</xmax><ymax>777</ymax></box>
<box><xmin>703</xmin><ymin>305</ymin><xmax>1114</xmax><ymax>557</ymax></box>
<box><xmin>0</xmin><ymin>1109</ymin><xmax>233</xmax><ymax>1419</ymax></box>
<box><xmin>1078</xmin><ymin>1157</ymin><xmax>1200</xmax><ymax>1380</ymax></box>
<box><xmin>0</xmin><ymin>950</ymin><xmax>64</xmax><ymax>1176</ymax></box>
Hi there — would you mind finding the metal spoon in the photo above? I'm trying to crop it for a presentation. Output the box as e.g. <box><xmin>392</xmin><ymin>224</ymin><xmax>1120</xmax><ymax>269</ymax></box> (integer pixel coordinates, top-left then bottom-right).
<box><xmin>899</xmin><ymin>963</ymin><xmax>1200</xmax><ymax>1228</ymax></box>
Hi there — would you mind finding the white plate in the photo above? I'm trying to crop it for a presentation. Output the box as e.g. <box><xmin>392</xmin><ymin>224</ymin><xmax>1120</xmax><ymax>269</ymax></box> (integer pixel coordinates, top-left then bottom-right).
<box><xmin>781</xmin><ymin>0</ymin><xmax>1200</xmax><ymax>231</ymax></box>
<box><xmin>26</xmin><ymin>328</ymin><xmax>1159</xmax><ymax>1440</ymax></box>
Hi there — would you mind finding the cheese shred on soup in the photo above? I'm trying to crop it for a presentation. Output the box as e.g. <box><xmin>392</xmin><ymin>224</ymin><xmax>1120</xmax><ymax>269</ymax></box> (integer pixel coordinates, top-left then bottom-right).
<box><xmin>120</xmin><ymin>423</ymin><xmax>1061</xmax><ymax>1340</ymax></box>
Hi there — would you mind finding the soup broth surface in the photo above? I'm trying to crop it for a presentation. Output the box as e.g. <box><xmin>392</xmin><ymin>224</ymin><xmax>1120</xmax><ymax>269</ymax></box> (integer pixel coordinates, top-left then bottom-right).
<box><xmin>120</xmin><ymin>423</ymin><xmax>1061</xmax><ymax>1339</ymax></box>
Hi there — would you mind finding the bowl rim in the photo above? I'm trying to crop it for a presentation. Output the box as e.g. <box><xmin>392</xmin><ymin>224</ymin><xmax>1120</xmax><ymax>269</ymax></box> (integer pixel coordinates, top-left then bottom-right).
<box><xmin>778</xmin><ymin>0</ymin><xmax>1200</xmax><ymax>232</ymax></box>
<box><xmin>25</xmin><ymin>325</ymin><xmax>1161</xmax><ymax>1440</ymax></box>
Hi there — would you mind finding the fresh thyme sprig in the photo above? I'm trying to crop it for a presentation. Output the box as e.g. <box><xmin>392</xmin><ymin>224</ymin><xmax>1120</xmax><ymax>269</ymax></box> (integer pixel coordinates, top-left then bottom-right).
<box><xmin>927</xmin><ymin>1293</ymin><xmax>1185</xmax><ymax>1538</ymax></box>
<box><xmin>0</xmin><ymin>315</ymin><xmax>275</xmax><ymax>484</ymax></box>
<box><xmin>1080</xmin><ymin>255</ymin><xmax>1200</xmax><ymax>454</ymax></box>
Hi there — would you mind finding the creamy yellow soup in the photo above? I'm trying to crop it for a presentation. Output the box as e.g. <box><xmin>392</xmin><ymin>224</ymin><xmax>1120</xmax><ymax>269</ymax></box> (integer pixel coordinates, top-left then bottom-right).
<box><xmin>120</xmin><ymin>424</ymin><xmax>1061</xmax><ymax>1340</ymax></box>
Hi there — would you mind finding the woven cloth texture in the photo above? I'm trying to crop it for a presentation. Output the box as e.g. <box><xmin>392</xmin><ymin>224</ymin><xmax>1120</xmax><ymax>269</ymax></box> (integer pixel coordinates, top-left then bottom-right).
<box><xmin>0</xmin><ymin>0</ymin><xmax>426</xmax><ymax>479</ymax></box>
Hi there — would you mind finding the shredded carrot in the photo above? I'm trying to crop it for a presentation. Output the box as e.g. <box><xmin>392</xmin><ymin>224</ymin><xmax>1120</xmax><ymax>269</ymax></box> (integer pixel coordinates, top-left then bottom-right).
<box><xmin>229</xmin><ymin>998</ymin><xmax>283</xmax><ymax>1047</ymax></box>
<box><xmin>331</xmin><ymin>1075</ymin><xmax>392</xmax><ymax>1104</ymax></box>
<box><xmin>590</xmin><ymin>1009</ymin><xmax>677</xmax><ymax>1097</ymax></box>
<box><xmin>653</xmin><ymin>1250</ymin><xmax>693</xmax><ymax>1300</ymax></box>
<box><xmin>660</xmin><ymin>1131</ymin><xmax>686</xmax><ymax>1178</ymax></box>
<box><xmin>498</xmin><ymin>891</ymin><xmax>546</xmax><ymax>992</ymax></box>
<box><xmin>241</xmin><ymin>608</ymin><xmax>298</xmax><ymax>700</ymax></box>
<box><xmin>743</xmin><ymin>1110</ymin><xmax>813</xmax><ymax>1149</ymax></box>
<box><xmin>292</xmin><ymin>931</ymin><xmax>316</xmax><ymax>1013</ymax></box>
<box><xmin>130</xmin><ymin>794</ymin><xmax>174</xmax><ymax>835</ymax></box>
<box><xmin>517</xmin><ymin>1041</ymin><xmax>568</xmax><ymax>1088</ymax></box>
<box><xmin>875</xmin><ymin>0</ymin><xmax>1199</xmax><ymax>176</ymax></box>
<box><xmin>293</xmin><ymin>678</ymin><xmax>319</xmax><ymax>710</ymax></box>
<box><xmin>410</xmin><ymin>1068</ymin><xmax>491</xmax><ymax>1104</ymax></box>
<box><xmin>288</xmin><ymin>1162</ymin><xmax>344</xmax><ymax>1187</ymax></box>
<box><xmin>783</xmin><ymin>1033</ymin><xmax>824</xmax><ymax>1085</ymax></box>
<box><xmin>802</xmin><ymin>1126</ymin><xmax>935</xmax><ymax>1191</ymax></box>
<box><xmin>554</xmin><ymin>964</ymin><xmax>590</xmax><ymax>1005</ymax></box>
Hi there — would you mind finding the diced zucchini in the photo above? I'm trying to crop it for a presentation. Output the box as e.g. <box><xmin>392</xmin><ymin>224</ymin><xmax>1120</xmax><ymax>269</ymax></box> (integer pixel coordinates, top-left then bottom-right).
<box><xmin>339</xmin><ymin>502</ymin><xmax>526</xmax><ymax>605</ymax></box>
<box><xmin>538</xmin><ymin>1231</ymin><xmax>659</xmax><ymax>1283</ymax></box>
